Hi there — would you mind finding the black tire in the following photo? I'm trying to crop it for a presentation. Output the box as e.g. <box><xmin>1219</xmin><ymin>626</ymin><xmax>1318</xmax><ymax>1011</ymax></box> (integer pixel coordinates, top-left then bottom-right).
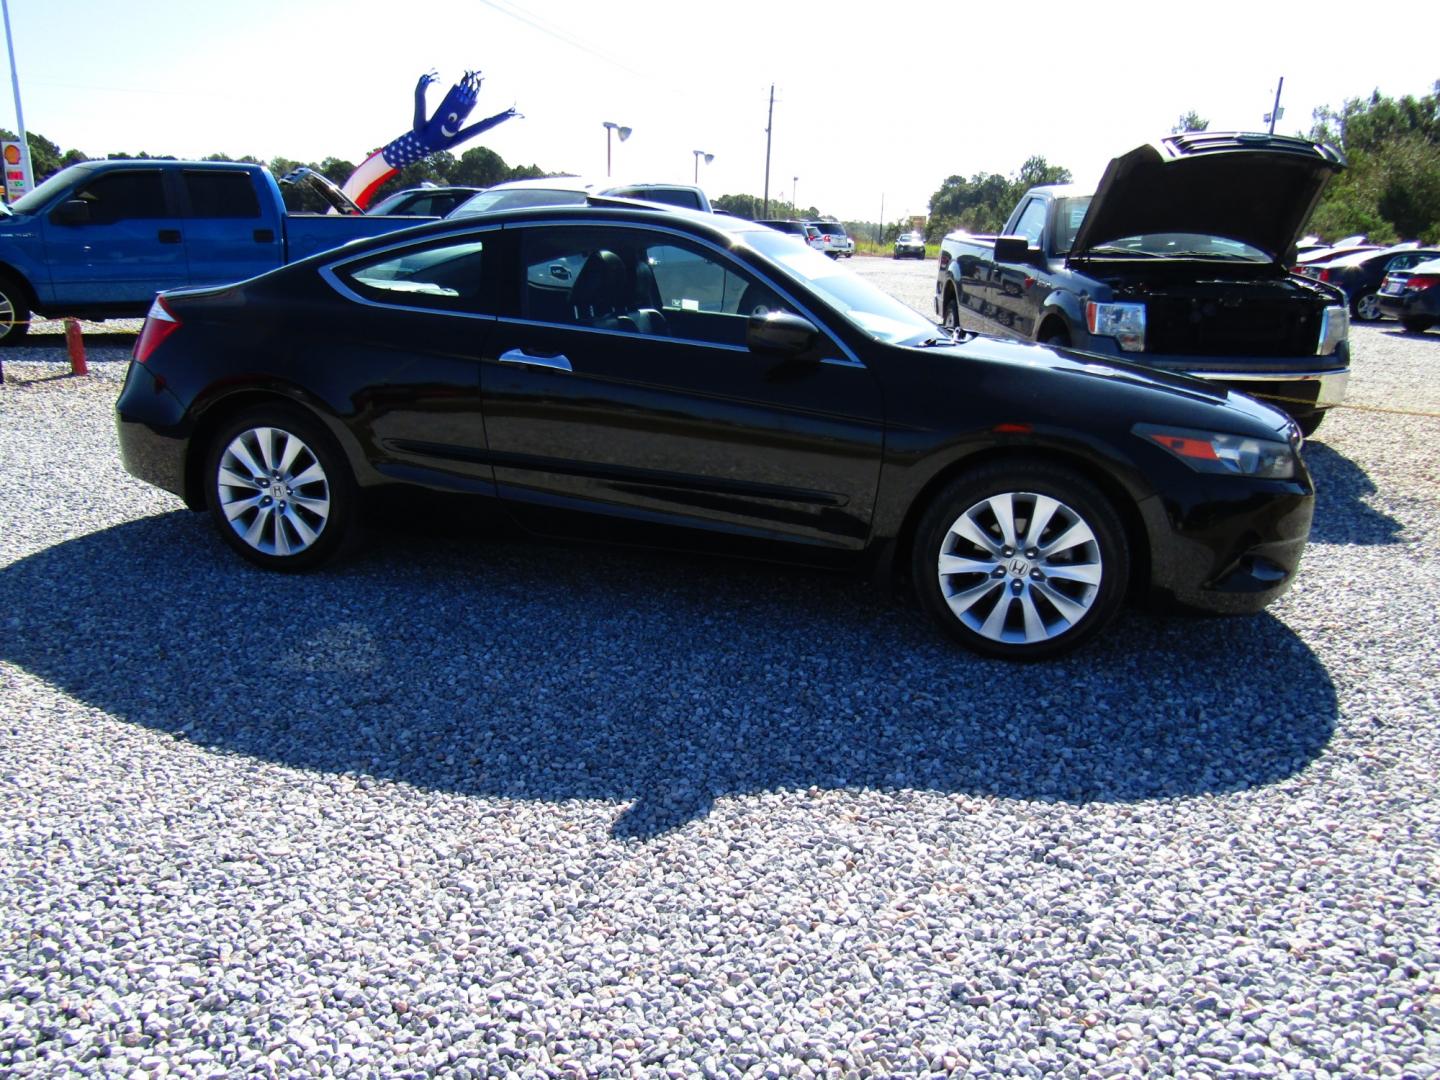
<box><xmin>0</xmin><ymin>273</ymin><xmax>31</xmax><ymax>346</ymax></box>
<box><xmin>911</xmin><ymin>462</ymin><xmax>1130</xmax><ymax>660</ymax></box>
<box><xmin>1038</xmin><ymin>324</ymin><xmax>1071</xmax><ymax>348</ymax></box>
<box><xmin>892</xmin><ymin>252</ymin><xmax>899</xmax><ymax>260</ymax></box>
<box><xmin>1352</xmin><ymin>292</ymin><xmax>1383</xmax><ymax>322</ymax></box>
<box><xmin>1296</xmin><ymin>411</ymin><xmax>1326</xmax><ymax>437</ymax></box>
<box><xmin>941</xmin><ymin>290</ymin><xmax>962</xmax><ymax>331</ymax></box>
<box><xmin>1400</xmin><ymin>317</ymin><xmax>1433</xmax><ymax>334</ymax></box>
<box><xmin>204</xmin><ymin>405</ymin><xmax>356</xmax><ymax>571</ymax></box>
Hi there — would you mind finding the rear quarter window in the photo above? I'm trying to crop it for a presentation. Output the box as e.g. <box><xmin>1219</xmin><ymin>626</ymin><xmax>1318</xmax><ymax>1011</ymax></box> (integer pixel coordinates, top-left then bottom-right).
<box><xmin>184</xmin><ymin>171</ymin><xmax>261</xmax><ymax>219</ymax></box>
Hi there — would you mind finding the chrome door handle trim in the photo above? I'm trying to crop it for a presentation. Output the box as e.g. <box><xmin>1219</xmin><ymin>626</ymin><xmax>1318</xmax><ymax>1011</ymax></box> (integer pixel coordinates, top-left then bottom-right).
<box><xmin>497</xmin><ymin>348</ymin><xmax>572</xmax><ymax>373</ymax></box>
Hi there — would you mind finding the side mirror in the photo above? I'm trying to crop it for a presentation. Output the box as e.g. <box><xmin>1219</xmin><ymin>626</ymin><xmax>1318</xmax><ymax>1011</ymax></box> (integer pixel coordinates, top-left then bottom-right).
<box><xmin>51</xmin><ymin>199</ymin><xmax>91</xmax><ymax>226</ymax></box>
<box><xmin>994</xmin><ymin>234</ymin><xmax>1044</xmax><ymax>267</ymax></box>
<box><xmin>746</xmin><ymin>310</ymin><xmax>819</xmax><ymax>358</ymax></box>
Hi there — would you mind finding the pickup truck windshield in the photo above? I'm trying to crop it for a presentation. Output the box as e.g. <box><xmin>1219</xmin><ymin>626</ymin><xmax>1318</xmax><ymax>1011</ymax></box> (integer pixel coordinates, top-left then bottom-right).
<box><xmin>1082</xmin><ymin>233</ymin><xmax>1270</xmax><ymax>261</ymax></box>
<box><xmin>1053</xmin><ymin>197</ymin><xmax>1091</xmax><ymax>254</ymax></box>
<box><xmin>746</xmin><ymin>230</ymin><xmax>935</xmax><ymax>343</ymax></box>
<box><xmin>10</xmin><ymin>165</ymin><xmax>97</xmax><ymax>214</ymax></box>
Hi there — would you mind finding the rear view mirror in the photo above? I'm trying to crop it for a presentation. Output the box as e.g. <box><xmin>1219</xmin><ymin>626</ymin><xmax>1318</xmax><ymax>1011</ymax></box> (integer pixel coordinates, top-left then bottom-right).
<box><xmin>746</xmin><ymin>310</ymin><xmax>819</xmax><ymax>357</ymax></box>
<box><xmin>51</xmin><ymin>199</ymin><xmax>91</xmax><ymax>226</ymax></box>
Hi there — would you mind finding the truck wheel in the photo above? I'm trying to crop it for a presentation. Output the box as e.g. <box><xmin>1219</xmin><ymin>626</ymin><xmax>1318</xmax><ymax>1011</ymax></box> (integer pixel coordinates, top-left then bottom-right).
<box><xmin>0</xmin><ymin>274</ymin><xmax>31</xmax><ymax>345</ymax></box>
<box><xmin>1296</xmin><ymin>412</ymin><xmax>1325</xmax><ymax>437</ymax></box>
<box><xmin>205</xmin><ymin>405</ymin><xmax>357</xmax><ymax>571</ymax></box>
<box><xmin>1352</xmin><ymin>292</ymin><xmax>1383</xmax><ymax>322</ymax></box>
<box><xmin>912</xmin><ymin>461</ymin><xmax>1129</xmax><ymax>660</ymax></box>
<box><xmin>941</xmin><ymin>292</ymin><xmax>961</xmax><ymax>331</ymax></box>
<box><xmin>1038</xmin><ymin>326</ymin><xmax>1071</xmax><ymax>348</ymax></box>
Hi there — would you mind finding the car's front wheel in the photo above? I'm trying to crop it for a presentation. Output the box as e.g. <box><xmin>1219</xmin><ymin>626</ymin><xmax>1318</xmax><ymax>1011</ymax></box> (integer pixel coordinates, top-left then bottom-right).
<box><xmin>912</xmin><ymin>463</ymin><xmax>1129</xmax><ymax>659</ymax></box>
<box><xmin>205</xmin><ymin>406</ymin><xmax>355</xmax><ymax>571</ymax></box>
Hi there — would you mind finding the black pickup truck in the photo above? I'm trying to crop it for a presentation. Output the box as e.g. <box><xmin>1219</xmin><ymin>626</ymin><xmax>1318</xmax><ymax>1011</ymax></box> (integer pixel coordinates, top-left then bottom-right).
<box><xmin>935</xmin><ymin>133</ymin><xmax>1351</xmax><ymax>434</ymax></box>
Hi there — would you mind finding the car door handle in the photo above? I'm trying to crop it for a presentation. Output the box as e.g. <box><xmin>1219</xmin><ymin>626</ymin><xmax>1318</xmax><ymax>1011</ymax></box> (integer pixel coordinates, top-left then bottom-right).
<box><xmin>157</xmin><ymin>229</ymin><xmax>182</xmax><ymax>244</ymax></box>
<box><xmin>497</xmin><ymin>348</ymin><xmax>572</xmax><ymax>373</ymax></box>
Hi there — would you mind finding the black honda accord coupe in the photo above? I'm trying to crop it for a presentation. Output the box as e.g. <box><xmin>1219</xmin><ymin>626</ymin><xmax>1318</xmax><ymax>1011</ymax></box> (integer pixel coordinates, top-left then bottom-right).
<box><xmin>117</xmin><ymin>202</ymin><xmax>1313</xmax><ymax>659</ymax></box>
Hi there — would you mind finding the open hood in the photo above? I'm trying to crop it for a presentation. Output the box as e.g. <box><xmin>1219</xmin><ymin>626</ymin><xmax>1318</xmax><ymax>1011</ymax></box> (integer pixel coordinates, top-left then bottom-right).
<box><xmin>279</xmin><ymin>167</ymin><xmax>363</xmax><ymax>216</ymax></box>
<box><xmin>1069</xmin><ymin>132</ymin><xmax>1345</xmax><ymax>264</ymax></box>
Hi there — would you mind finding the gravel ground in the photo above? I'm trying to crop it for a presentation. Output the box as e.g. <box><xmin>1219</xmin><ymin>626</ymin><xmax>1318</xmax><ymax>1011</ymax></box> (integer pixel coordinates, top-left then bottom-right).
<box><xmin>1</xmin><ymin>270</ymin><xmax>1438</xmax><ymax>1078</ymax></box>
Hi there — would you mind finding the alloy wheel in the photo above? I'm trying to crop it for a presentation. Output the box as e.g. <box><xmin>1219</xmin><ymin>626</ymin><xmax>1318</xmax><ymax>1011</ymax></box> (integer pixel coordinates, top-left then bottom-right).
<box><xmin>936</xmin><ymin>490</ymin><xmax>1104</xmax><ymax>646</ymax></box>
<box><xmin>216</xmin><ymin>425</ymin><xmax>332</xmax><ymax>557</ymax></box>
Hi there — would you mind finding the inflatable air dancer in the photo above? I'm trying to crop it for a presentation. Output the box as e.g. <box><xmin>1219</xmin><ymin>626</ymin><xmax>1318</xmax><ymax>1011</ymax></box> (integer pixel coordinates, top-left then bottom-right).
<box><xmin>342</xmin><ymin>70</ymin><xmax>519</xmax><ymax>210</ymax></box>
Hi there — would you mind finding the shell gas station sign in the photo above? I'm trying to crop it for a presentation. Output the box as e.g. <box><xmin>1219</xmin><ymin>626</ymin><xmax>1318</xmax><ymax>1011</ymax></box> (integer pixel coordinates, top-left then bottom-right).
<box><xmin>3</xmin><ymin>141</ymin><xmax>28</xmax><ymax>201</ymax></box>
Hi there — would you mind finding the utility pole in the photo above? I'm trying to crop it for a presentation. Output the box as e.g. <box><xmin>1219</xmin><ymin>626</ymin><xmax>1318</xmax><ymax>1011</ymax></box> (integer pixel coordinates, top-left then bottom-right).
<box><xmin>762</xmin><ymin>84</ymin><xmax>774</xmax><ymax>218</ymax></box>
<box><xmin>2</xmin><ymin>0</ymin><xmax>33</xmax><ymax>200</ymax></box>
<box><xmin>878</xmin><ymin>194</ymin><xmax>884</xmax><ymax>244</ymax></box>
<box><xmin>1266</xmin><ymin>77</ymin><xmax>1285</xmax><ymax>135</ymax></box>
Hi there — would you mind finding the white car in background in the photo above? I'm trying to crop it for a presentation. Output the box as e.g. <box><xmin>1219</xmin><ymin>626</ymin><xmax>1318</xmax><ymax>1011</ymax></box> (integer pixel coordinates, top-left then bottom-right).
<box><xmin>807</xmin><ymin>220</ymin><xmax>854</xmax><ymax>258</ymax></box>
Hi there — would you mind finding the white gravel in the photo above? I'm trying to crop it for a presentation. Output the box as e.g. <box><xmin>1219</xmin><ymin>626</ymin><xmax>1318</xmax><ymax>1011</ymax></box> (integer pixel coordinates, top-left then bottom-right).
<box><xmin>1</xmin><ymin>274</ymin><xmax>1438</xmax><ymax>1078</ymax></box>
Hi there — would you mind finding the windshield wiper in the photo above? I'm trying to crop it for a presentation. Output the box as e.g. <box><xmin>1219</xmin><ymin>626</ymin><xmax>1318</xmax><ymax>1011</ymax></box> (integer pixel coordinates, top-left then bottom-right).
<box><xmin>1084</xmin><ymin>245</ymin><xmax>1165</xmax><ymax>258</ymax></box>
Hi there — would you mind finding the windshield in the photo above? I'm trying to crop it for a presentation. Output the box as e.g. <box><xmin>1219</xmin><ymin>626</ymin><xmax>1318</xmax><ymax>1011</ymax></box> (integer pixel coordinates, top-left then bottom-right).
<box><xmin>744</xmin><ymin>229</ymin><xmax>937</xmax><ymax>343</ymax></box>
<box><xmin>1083</xmin><ymin>232</ymin><xmax>1270</xmax><ymax>261</ymax></box>
<box><xmin>451</xmin><ymin>187</ymin><xmax>587</xmax><ymax>217</ymax></box>
<box><xmin>11</xmin><ymin>164</ymin><xmax>96</xmax><ymax>214</ymax></box>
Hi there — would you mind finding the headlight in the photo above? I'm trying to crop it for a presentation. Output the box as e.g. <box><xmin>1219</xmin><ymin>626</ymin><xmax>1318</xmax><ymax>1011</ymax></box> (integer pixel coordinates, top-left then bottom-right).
<box><xmin>1085</xmin><ymin>301</ymin><xmax>1146</xmax><ymax>352</ymax></box>
<box><xmin>1317</xmin><ymin>304</ymin><xmax>1348</xmax><ymax>356</ymax></box>
<box><xmin>1134</xmin><ymin>424</ymin><xmax>1296</xmax><ymax>479</ymax></box>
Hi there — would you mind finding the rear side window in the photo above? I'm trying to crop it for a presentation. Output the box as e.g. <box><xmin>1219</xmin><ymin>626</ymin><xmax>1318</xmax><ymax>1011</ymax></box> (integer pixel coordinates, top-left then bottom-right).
<box><xmin>339</xmin><ymin>238</ymin><xmax>490</xmax><ymax>312</ymax></box>
<box><xmin>72</xmin><ymin>170</ymin><xmax>169</xmax><ymax>222</ymax></box>
<box><xmin>184</xmin><ymin>171</ymin><xmax>261</xmax><ymax>219</ymax></box>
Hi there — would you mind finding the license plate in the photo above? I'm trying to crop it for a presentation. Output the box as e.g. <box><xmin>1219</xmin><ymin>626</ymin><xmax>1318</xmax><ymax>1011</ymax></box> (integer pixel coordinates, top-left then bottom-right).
<box><xmin>1383</xmin><ymin>281</ymin><xmax>1404</xmax><ymax>294</ymax></box>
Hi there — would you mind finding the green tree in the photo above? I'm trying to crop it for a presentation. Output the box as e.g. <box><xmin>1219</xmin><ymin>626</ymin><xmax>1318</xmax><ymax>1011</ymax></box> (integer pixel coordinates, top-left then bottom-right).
<box><xmin>1172</xmin><ymin>111</ymin><xmax>1210</xmax><ymax>134</ymax></box>
<box><xmin>1308</xmin><ymin>81</ymin><xmax>1440</xmax><ymax>242</ymax></box>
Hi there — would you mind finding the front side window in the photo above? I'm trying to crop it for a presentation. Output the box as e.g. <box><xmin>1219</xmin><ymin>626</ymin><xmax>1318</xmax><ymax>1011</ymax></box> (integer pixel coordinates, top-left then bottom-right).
<box><xmin>340</xmin><ymin>237</ymin><xmax>489</xmax><ymax>312</ymax></box>
<box><xmin>73</xmin><ymin>170</ymin><xmax>169</xmax><ymax>222</ymax></box>
<box><xmin>1011</xmin><ymin>199</ymin><xmax>1047</xmax><ymax>247</ymax></box>
<box><xmin>520</xmin><ymin>226</ymin><xmax>784</xmax><ymax>347</ymax></box>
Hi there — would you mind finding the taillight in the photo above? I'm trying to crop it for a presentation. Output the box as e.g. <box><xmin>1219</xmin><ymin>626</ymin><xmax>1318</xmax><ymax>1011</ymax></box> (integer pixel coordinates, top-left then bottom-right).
<box><xmin>1407</xmin><ymin>274</ymin><xmax>1438</xmax><ymax>290</ymax></box>
<box><xmin>133</xmin><ymin>295</ymin><xmax>181</xmax><ymax>364</ymax></box>
<box><xmin>1317</xmin><ymin>268</ymin><xmax>1331</xmax><ymax>282</ymax></box>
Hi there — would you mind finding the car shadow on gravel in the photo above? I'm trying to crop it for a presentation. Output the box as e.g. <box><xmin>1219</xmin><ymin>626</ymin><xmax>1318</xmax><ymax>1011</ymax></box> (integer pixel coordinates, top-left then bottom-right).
<box><xmin>1302</xmin><ymin>442</ymin><xmax>1405</xmax><ymax>545</ymax></box>
<box><xmin>0</xmin><ymin>514</ymin><xmax>1337</xmax><ymax>839</ymax></box>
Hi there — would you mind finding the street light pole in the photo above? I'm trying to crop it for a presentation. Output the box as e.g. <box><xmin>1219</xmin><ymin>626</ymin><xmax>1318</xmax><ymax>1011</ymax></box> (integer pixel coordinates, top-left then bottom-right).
<box><xmin>692</xmin><ymin>149</ymin><xmax>713</xmax><ymax>185</ymax></box>
<box><xmin>1</xmin><ymin>0</ymin><xmax>33</xmax><ymax>200</ymax></box>
<box><xmin>792</xmin><ymin>176</ymin><xmax>798</xmax><ymax>213</ymax></box>
<box><xmin>602</xmin><ymin>121</ymin><xmax>631</xmax><ymax>178</ymax></box>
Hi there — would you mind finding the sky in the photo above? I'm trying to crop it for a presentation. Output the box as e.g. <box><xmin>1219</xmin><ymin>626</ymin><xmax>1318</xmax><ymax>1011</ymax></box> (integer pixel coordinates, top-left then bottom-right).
<box><xmin>3</xmin><ymin>0</ymin><xmax>1436</xmax><ymax>223</ymax></box>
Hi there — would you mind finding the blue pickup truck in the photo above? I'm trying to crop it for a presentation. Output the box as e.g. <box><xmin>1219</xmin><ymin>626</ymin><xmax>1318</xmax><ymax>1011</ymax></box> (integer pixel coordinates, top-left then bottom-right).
<box><xmin>0</xmin><ymin>159</ymin><xmax>435</xmax><ymax>343</ymax></box>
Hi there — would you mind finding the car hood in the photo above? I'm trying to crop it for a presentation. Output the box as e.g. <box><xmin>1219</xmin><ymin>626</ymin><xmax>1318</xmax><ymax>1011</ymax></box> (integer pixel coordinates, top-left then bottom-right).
<box><xmin>929</xmin><ymin>335</ymin><xmax>1294</xmax><ymax>438</ymax></box>
<box><xmin>1070</xmin><ymin>132</ymin><xmax>1345</xmax><ymax>264</ymax></box>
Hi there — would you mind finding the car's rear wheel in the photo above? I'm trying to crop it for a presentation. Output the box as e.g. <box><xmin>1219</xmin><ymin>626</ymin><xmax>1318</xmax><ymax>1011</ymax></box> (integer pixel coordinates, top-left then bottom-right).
<box><xmin>0</xmin><ymin>274</ymin><xmax>31</xmax><ymax>345</ymax></box>
<box><xmin>205</xmin><ymin>406</ymin><xmax>355</xmax><ymax>571</ymax></box>
<box><xmin>1352</xmin><ymin>292</ymin><xmax>1383</xmax><ymax>322</ymax></box>
<box><xmin>912</xmin><ymin>463</ymin><xmax>1129</xmax><ymax>660</ymax></box>
<box><xmin>1401</xmin><ymin>317</ymin><xmax>1433</xmax><ymax>333</ymax></box>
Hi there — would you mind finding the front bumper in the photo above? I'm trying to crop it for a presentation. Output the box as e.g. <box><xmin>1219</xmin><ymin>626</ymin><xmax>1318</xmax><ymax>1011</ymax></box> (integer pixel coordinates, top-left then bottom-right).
<box><xmin>1138</xmin><ymin>477</ymin><xmax>1314</xmax><ymax>614</ymax></box>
